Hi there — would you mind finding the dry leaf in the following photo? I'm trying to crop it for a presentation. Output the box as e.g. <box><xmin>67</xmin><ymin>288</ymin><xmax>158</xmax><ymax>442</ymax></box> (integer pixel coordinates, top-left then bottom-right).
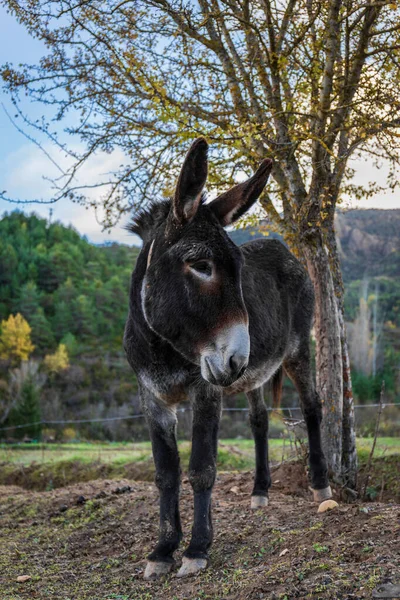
<box><xmin>229</xmin><ymin>485</ymin><xmax>240</xmax><ymax>495</ymax></box>
<box><xmin>279</xmin><ymin>548</ymin><xmax>289</xmax><ymax>557</ymax></box>
<box><xmin>17</xmin><ymin>575</ymin><xmax>31</xmax><ymax>583</ymax></box>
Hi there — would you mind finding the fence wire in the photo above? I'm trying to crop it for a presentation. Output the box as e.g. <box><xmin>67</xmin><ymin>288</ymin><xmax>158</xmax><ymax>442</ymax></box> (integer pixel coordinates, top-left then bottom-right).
<box><xmin>0</xmin><ymin>403</ymin><xmax>398</xmax><ymax>433</ymax></box>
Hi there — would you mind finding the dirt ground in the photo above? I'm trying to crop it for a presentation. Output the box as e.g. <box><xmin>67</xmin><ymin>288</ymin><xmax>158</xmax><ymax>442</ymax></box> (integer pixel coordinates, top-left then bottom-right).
<box><xmin>0</xmin><ymin>466</ymin><xmax>399</xmax><ymax>600</ymax></box>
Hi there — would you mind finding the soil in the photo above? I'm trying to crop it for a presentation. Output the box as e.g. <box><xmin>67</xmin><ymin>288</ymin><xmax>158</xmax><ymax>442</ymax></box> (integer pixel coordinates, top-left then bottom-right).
<box><xmin>0</xmin><ymin>466</ymin><xmax>399</xmax><ymax>600</ymax></box>
<box><xmin>1</xmin><ymin>454</ymin><xmax>399</xmax><ymax>503</ymax></box>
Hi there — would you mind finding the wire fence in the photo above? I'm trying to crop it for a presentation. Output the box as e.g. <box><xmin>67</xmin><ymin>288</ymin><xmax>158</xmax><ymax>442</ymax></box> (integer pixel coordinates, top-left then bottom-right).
<box><xmin>1</xmin><ymin>403</ymin><xmax>399</xmax><ymax>437</ymax></box>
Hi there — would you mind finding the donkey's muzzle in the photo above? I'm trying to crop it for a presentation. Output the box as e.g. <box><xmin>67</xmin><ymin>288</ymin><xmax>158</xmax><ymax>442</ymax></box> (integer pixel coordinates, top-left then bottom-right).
<box><xmin>200</xmin><ymin>323</ymin><xmax>250</xmax><ymax>387</ymax></box>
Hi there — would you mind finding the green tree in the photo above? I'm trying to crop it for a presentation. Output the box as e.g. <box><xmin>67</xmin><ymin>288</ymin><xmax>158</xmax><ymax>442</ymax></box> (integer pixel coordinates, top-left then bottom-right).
<box><xmin>61</xmin><ymin>332</ymin><xmax>79</xmax><ymax>358</ymax></box>
<box><xmin>7</xmin><ymin>361</ymin><xmax>43</xmax><ymax>440</ymax></box>
<box><xmin>55</xmin><ymin>278</ymin><xmax>77</xmax><ymax>305</ymax></box>
<box><xmin>17</xmin><ymin>282</ymin><xmax>41</xmax><ymax>324</ymax></box>
<box><xmin>0</xmin><ymin>212</ymin><xmax>138</xmax><ymax>353</ymax></box>
<box><xmin>0</xmin><ymin>242</ymin><xmax>18</xmax><ymax>287</ymax></box>
<box><xmin>14</xmin><ymin>377</ymin><xmax>42</xmax><ymax>439</ymax></box>
<box><xmin>52</xmin><ymin>300</ymin><xmax>74</xmax><ymax>341</ymax></box>
<box><xmin>29</xmin><ymin>308</ymin><xmax>55</xmax><ymax>353</ymax></box>
<box><xmin>49</xmin><ymin>242</ymin><xmax>84</xmax><ymax>282</ymax></box>
<box><xmin>0</xmin><ymin>242</ymin><xmax>18</xmax><ymax>318</ymax></box>
<box><xmin>72</xmin><ymin>295</ymin><xmax>98</xmax><ymax>340</ymax></box>
<box><xmin>35</xmin><ymin>245</ymin><xmax>61</xmax><ymax>293</ymax></box>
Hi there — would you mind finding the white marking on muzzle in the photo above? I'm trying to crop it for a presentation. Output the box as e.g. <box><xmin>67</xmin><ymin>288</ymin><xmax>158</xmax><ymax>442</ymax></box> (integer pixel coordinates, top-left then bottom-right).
<box><xmin>200</xmin><ymin>322</ymin><xmax>250</xmax><ymax>386</ymax></box>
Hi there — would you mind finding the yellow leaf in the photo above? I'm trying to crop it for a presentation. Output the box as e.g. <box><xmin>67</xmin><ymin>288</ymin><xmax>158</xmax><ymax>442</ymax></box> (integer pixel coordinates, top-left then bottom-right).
<box><xmin>43</xmin><ymin>344</ymin><xmax>69</xmax><ymax>373</ymax></box>
<box><xmin>0</xmin><ymin>314</ymin><xmax>34</xmax><ymax>365</ymax></box>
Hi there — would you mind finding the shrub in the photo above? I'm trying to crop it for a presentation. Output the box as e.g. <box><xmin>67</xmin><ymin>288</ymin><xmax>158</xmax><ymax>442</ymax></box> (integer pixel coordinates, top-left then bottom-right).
<box><xmin>62</xmin><ymin>427</ymin><xmax>78</xmax><ymax>442</ymax></box>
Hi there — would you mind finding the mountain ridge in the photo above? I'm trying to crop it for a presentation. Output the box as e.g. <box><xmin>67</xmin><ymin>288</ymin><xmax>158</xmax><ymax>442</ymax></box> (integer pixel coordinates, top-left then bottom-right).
<box><xmin>229</xmin><ymin>208</ymin><xmax>400</xmax><ymax>283</ymax></box>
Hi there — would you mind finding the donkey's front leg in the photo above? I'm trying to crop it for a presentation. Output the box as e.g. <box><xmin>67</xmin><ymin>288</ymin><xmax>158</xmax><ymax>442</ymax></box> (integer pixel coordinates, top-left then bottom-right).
<box><xmin>177</xmin><ymin>387</ymin><xmax>221</xmax><ymax>578</ymax></box>
<box><xmin>141</xmin><ymin>387</ymin><xmax>182</xmax><ymax>580</ymax></box>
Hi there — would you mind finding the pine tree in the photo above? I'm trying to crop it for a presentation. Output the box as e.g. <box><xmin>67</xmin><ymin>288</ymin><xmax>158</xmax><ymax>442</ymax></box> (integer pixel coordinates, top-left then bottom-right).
<box><xmin>29</xmin><ymin>308</ymin><xmax>55</xmax><ymax>353</ymax></box>
<box><xmin>18</xmin><ymin>282</ymin><xmax>41</xmax><ymax>324</ymax></box>
<box><xmin>53</xmin><ymin>300</ymin><xmax>74</xmax><ymax>341</ymax></box>
<box><xmin>14</xmin><ymin>375</ymin><xmax>42</xmax><ymax>440</ymax></box>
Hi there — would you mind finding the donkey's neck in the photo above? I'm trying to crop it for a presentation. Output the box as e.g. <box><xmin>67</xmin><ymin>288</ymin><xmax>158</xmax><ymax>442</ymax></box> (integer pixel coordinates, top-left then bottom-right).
<box><xmin>129</xmin><ymin>241</ymin><xmax>156</xmax><ymax>343</ymax></box>
<box><xmin>127</xmin><ymin>241</ymin><xmax>191</xmax><ymax>368</ymax></box>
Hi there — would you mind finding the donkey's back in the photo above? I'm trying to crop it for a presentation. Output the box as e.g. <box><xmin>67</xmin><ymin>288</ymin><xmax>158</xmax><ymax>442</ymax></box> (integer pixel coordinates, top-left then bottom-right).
<box><xmin>224</xmin><ymin>237</ymin><xmax>314</xmax><ymax>396</ymax></box>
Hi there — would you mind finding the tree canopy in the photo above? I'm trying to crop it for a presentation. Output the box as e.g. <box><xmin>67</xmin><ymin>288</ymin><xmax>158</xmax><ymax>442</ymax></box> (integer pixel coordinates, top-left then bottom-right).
<box><xmin>0</xmin><ymin>313</ymin><xmax>34</xmax><ymax>364</ymax></box>
<box><xmin>1</xmin><ymin>0</ymin><xmax>399</xmax><ymax>234</ymax></box>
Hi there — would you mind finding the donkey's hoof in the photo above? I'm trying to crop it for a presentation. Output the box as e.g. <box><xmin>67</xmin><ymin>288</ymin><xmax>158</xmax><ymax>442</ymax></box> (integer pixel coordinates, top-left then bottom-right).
<box><xmin>312</xmin><ymin>486</ymin><xmax>332</xmax><ymax>503</ymax></box>
<box><xmin>318</xmin><ymin>499</ymin><xmax>339</xmax><ymax>513</ymax></box>
<box><xmin>251</xmin><ymin>495</ymin><xmax>269</xmax><ymax>509</ymax></box>
<box><xmin>176</xmin><ymin>557</ymin><xmax>207</xmax><ymax>578</ymax></box>
<box><xmin>144</xmin><ymin>560</ymin><xmax>173</xmax><ymax>580</ymax></box>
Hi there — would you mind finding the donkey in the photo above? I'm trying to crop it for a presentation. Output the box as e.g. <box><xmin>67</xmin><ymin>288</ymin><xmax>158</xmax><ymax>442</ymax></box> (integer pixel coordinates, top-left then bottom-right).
<box><xmin>124</xmin><ymin>138</ymin><xmax>333</xmax><ymax>580</ymax></box>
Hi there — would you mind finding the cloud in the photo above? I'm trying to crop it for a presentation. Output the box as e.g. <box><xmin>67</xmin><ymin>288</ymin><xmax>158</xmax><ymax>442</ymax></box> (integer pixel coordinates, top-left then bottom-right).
<box><xmin>344</xmin><ymin>157</ymin><xmax>400</xmax><ymax>210</ymax></box>
<box><xmin>0</xmin><ymin>142</ymin><xmax>141</xmax><ymax>245</ymax></box>
<box><xmin>1</xmin><ymin>137</ymin><xmax>399</xmax><ymax>249</ymax></box>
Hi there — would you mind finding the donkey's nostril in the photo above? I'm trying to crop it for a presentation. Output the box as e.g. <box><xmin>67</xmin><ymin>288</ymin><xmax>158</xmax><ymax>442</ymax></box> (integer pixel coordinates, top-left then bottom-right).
<box><xmin>229</xmin><ymin>354</ymin><xmax>238</xmax><ymax>372</ymax></box>
<box><xmin>229</xmin><ymin>353</ymin><xmax>248</xmax><ymax>377</ymax></box>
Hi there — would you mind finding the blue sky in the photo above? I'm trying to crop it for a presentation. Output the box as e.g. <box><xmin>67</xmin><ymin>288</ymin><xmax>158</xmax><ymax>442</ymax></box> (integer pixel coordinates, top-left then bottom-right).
<box><xmin>0</xmin><ymin>5</ymin><xmax>135</xmax><ymax>244</ymax></box>
<box><xmin>0</xmin><ymin>5</ymin><xmax>399</xmax><ymax>247</ymax></box>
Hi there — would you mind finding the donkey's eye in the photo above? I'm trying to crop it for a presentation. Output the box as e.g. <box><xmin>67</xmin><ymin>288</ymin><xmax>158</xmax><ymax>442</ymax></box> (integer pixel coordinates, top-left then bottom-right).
<box><xmin>190</xmin><ymin>261</ymin><xmax>213</xmax><ymax>277</ymax></box>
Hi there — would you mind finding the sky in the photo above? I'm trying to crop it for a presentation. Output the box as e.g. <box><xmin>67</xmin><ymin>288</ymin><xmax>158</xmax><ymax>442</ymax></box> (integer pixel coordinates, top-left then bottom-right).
<box><xmin>0</xmin><ymin>6</ymin><xmax>137</xmax><ymax>245</ymax></box>
<box><xmin>0</xmin><ymin>5</ymin><xmax>399</xmax><ymax>246</ymax></box>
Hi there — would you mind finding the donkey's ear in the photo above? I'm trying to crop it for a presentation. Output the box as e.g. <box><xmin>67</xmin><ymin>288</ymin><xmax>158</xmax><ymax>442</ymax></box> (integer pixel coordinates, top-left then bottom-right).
<box><xmin>173</xmin><ymin>137</ymin><xmax>208</xmax><ymax>225</ymax></box>
<box><xmin>209</xmin><ymin>159</ymin><xmax>273</xmax><ymax>226</ymax></box>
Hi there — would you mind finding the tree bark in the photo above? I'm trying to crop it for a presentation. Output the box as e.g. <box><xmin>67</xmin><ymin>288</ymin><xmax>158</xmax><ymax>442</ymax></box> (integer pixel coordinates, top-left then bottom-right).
<box><xmin>326</xmin><ymin>225</ymin><xmax>358</xmax><ymax>488</ymax></box>
<box><xmin>302</xmin><ymin>234</ymin><xmax>343</xmax><ymax>479</ymax></box>
<box><xmin>339</xmin><ymin>308</ymin><xmax>358</xmax><ymax>488</ymax></box>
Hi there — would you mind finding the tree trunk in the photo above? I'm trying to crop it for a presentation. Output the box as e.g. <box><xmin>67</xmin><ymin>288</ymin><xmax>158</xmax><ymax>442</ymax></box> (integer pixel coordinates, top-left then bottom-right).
<box><xmin>327</xmin><ymin>226</ymin><xmax>358</xmax><ymax>488</ymax></box>
<box><xmin>302</xmin><ymin>235</ymin><xmax>343</xmax><ymax>479</ymax></box>
<box><xmin>339</xmin><ymin>308</ymin><xmax>358</xmax><ymax>487</ymax></box>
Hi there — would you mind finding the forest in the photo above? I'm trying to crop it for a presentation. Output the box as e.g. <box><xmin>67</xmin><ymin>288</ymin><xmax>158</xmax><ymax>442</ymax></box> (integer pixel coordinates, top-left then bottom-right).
<box><xmin>0</xmin><ymin>209</ymin><xmax>399</xmax><ymax>441</ymax></box>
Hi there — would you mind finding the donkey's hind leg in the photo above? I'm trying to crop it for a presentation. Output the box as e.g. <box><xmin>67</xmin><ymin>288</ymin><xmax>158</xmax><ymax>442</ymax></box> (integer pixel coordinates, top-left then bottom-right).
<box><xmin>284</xmin><ymin>344</ymin><xmax>332</xmax><ymax>505</ymax></box>
<box><xmin>247</xmin><ymin>387</ymin><xmax>271</xmax><ymax>509</ymax></box>
<box><xmin>141</xmin><ymin>387</ymin><xmax>182</xmax><ymax>580</ymax></box>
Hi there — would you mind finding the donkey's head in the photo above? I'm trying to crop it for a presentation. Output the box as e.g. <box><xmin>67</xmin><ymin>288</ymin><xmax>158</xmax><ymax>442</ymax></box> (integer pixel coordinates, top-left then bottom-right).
<box><xmin>135</xmin><ymin>138</ymin><xmax>272</xmax><ymax>387</ymax></box>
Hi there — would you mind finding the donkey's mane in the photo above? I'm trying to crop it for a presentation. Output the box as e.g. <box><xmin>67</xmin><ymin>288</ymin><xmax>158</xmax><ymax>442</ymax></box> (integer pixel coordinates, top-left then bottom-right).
<box><xmin>126</xmin><ymin>194</ymin><xmax>207</xmax><ymax>242</ymax></box>
<box><xmin>126</xmin><ymin>200</ymin><xmax>172</xmax><ymax>242</ymax></box>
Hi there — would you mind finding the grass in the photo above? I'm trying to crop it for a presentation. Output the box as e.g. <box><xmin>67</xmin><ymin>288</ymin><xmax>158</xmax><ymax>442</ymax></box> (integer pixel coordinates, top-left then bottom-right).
<box><xmin>0</xmin><ymin>441</ymin><xmax>153</xmax><ymax>466</ymax></box>
<box><xmin>1</xmin><ymin>436</ymin><xmax>399</xmax><ymax>468</ymax></box>
<box><xmin>0</xmin><ymin>437</ymin><xmax>399</xmax><ymax>494</ymax></box>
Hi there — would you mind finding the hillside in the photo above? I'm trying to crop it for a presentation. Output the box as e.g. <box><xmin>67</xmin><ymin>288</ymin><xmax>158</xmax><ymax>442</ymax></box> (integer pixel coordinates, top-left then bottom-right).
<box><xmin>336</xmin><ymin>209</ymin><xmax>400</xmax><ymax>281</ymax></box>
<box><xmin>0</xmin><ymin>211</ymin><xmax>139</xmax><ymax>354</ymax></box>
<box><xmin>230</xmin><ymin>208</ymin><xmax>400</xmax><ymax>282</ymax></box>
<box><xmin>2</xmin><ymin>209</ymin><xmax>398</xmax><ymax>355</ymax></box>
<box><xmin>0</xmin><ymin>209</ymin><xmax>398</xmax><ymax>442</ymax></box>
<box><xmin>230</xmin><ymin>208</ymin><xmax>400</xmax><ymax>327</ymax></box>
